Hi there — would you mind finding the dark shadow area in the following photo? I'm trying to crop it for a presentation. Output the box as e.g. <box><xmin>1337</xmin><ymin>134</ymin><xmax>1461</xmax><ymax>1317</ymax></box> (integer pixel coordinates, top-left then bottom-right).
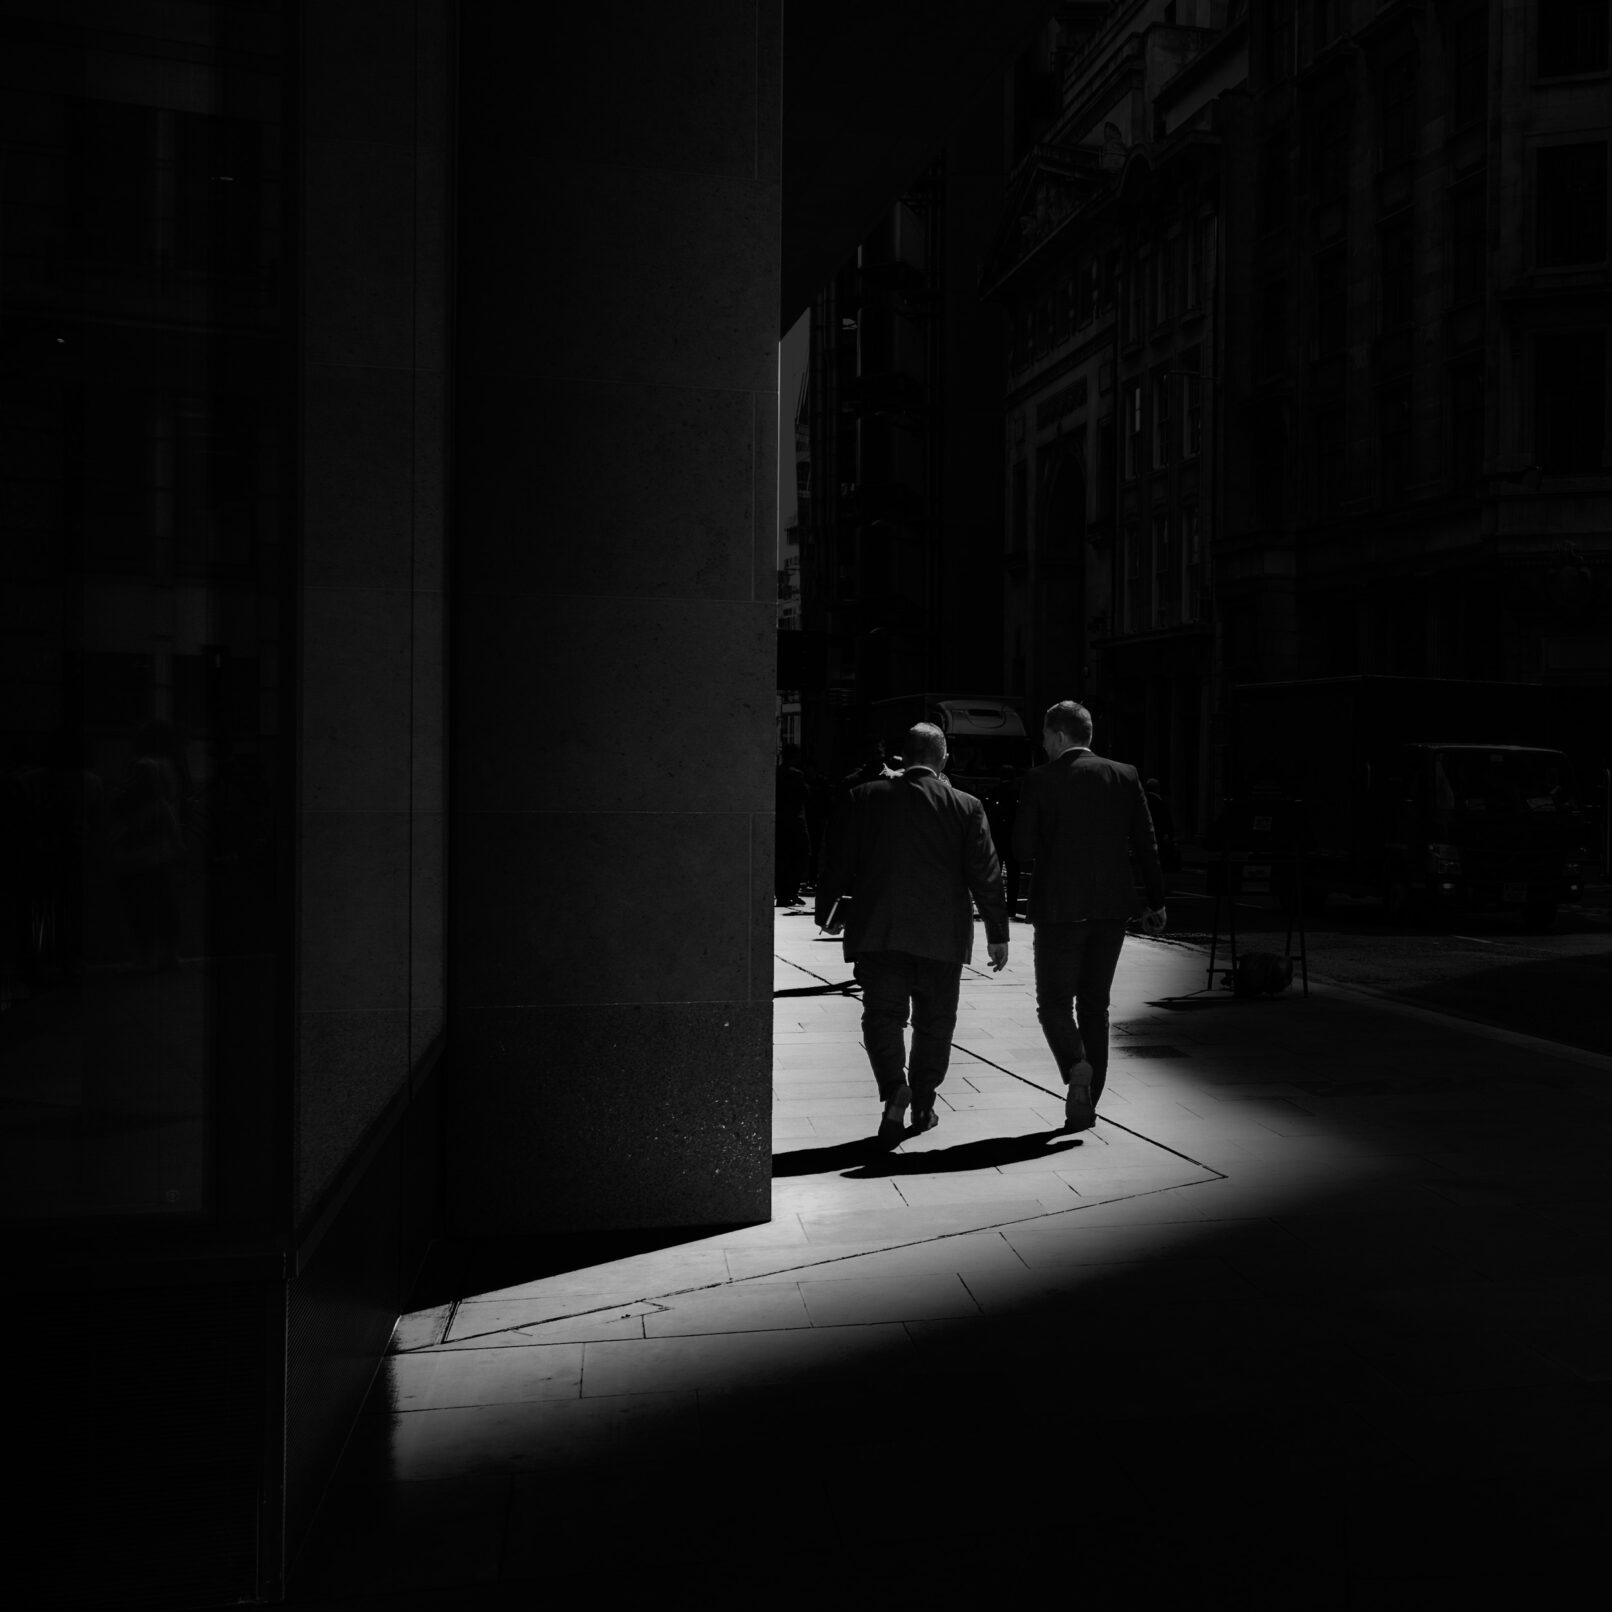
<box><xmin>305</xmin><ymin>1163</ymin><xmax>1612</xmax><ymax>1603</ymax></box>
<box><xmin>1157</xmin><ymin>903</ymin><xmax>1612</xmax><ymax>1052</ymax></box>
<box><xmin>1150</xmin><ymin>992</ymin><xmax>1300</xmax><ymax>1012</ymax></box>
<box><xmin>1394</xmin><ymin>949</ymin><xmax>1612</xmax><ymax>1058</ymax></box>
<box><xmin>843</xmin><ymin>1129</ymin><xmax>1079</xmax><ymax>1176</ymax></box>
<box><xmin>1322</xmin><ymin>896</ymin><xmax>1605</xmax><ymax>940</ymax></box>
<box><xmin>0</xmin><ymin>959</ymin><xmax>215</xmax><ymax>1219</ymax></box>
<box><xmin>770</xmin><ymin>1137</ymin><xmax>885</xmax><ymax>1176</ymax></box>
<box><xmin>1</xmin><ymin>1103</ymin><xmax>196</xmax><ymax>1137</ymax></box>
<box><xmin>1170</xmin><ymin>880</ymin><xmax>1612</xmax><ymax>941</ymax></box>
<box><xmin>1162</xmin><ymin>902</ymin><xmax>1612</xmax><ymax>1054</ymax></box>
<box><xmin>772</xmin><ymin>1127</ymin><xmax>1080</xmax><ymax>1179</ymax></box>
<box><xmin>404</xmin><ymin>1226</ymin><xmax>757</xmax><ymax>1311</ymax></box>
<box><xmin>301</xmin><ymin>959</ymin><xmax>1612</xmax><ymax>1603</ymax></box>
<box><xmin>772</xmin><ymin>980</ymin><xmax>860</xmax><ymax>997</ymax></box>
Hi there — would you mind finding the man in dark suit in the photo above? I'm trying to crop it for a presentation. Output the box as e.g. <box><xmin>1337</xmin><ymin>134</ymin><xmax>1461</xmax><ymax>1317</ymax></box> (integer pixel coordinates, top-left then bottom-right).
<box><xmin>816</xmin><ymin>722</ymin><xmax>1011</xmax><ymax>1144</ymax></box>
<box><xmin>1013</xmin><ymin>700</ymin><xmax>1167</xmax><ymax>1133</ymax></box>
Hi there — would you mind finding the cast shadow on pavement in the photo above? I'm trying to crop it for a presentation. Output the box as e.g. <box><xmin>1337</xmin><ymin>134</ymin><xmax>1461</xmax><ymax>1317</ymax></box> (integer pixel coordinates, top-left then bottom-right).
<box><xmin>774</xmin><ymin>1128</ymin><xmax>1077</xmax><ymax>1180</ymax></box>
<box><xmin>1148</xmin><ymin>991</ymin><xmax>1301</xmax><ymax>1012</ymax></box>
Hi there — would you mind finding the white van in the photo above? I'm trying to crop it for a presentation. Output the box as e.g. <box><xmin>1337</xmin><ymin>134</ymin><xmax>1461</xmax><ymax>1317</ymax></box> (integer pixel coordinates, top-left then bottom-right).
<box><xmin>871</xmin><ymin>694</ymin><xmax>1036</xmax><ymax>794</ymax></box>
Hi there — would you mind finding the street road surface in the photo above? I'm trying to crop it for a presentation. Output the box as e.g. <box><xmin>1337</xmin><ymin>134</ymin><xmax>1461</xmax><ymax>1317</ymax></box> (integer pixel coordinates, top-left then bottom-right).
<box><xmin>1136</xmin><ymin>867</ymin><xmax>1612</xmax><ymax>1059</ymax></box>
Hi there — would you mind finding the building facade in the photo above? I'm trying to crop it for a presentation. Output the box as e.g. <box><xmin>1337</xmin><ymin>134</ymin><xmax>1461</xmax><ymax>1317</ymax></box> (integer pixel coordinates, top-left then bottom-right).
<box><xmin>983</xmin><ymin>0</ymin><xmax>1244</xmax><ymax>836</ymax></box>
<box><xmin>4</xmin><ymin>4</ymin><xmax>456</xmax><ymax>1602</ymax></box>
<box><xmin>789</xmin><ymin>82</ymin><xmax>1013</xmax><ymax>779</ymax></box>
<box><xmin>1218</xmin><ymin>0</ymin><xmax>1612</xmax><ymax>693</ymax></box>
<box><xmin>985</xmin><ymin>0</ymin><xmax>1612</xmax><ymax>835</ymax></box>
<box><xmin>1223</xmin><ymin>0</ymin><xmax>1612</xmax><ymax>696</ymax></box>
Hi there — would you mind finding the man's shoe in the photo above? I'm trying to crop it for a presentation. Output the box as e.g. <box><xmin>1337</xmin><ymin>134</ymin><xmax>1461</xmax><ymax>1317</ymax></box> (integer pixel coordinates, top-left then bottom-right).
<box><xmin>1064</xmin><ymin>1060</ymin><xmax>1096</xmax><ymax>1132</ymax></box>
<box><xmin>876</xmin><ymin>1083</ymin><xmax>911</xmax><ymax>1146</ymax></box>
<box><xmin>909</xmin><ymin>1102</ymin><xmax>940</xmax><ymax>1135</ymax></box>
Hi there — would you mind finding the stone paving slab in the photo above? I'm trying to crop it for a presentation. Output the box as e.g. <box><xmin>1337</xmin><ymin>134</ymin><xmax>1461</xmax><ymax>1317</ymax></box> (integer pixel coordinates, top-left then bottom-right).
<box><xmin>641</xmin><ymin>1283</ymin><xmax>813</xmax><ymax>1336</ymax></box>
<box><xmin>723</xmin><ymin>1227</ymin><xmax>1032</xmax><ymax>1284</ymax></box>
<box><xmin>577</xmin><ymin>1321</ymin><xmax>915</xmax><ymax>1397</ymax></box>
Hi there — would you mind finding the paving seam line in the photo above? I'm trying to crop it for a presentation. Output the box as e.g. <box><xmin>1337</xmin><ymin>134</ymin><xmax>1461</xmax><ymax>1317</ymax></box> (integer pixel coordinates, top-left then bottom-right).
<box><xmin>947</xmin><ymin>1042</ymin><xmax>1232</xmax><ymax>1177</ymax></box>
<box><xmin>434</xmin><ymin>1173</ymin><xmax>1228</xmax><ymax>1347</ymax></box>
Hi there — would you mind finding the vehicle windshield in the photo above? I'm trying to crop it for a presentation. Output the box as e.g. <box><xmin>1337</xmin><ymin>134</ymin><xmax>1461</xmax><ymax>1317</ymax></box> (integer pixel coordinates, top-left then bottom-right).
<box><xmin>1432</xmin><ymin>750</ymin><xmax>1576</xmax><ymax>815</ymax></box>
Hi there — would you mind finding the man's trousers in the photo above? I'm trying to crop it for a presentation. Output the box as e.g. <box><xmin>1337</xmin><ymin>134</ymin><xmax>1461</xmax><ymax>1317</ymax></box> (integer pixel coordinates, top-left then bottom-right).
<box><xmin>1031</xmin><ymin>919</ymin><xmax>1128</xmax><ymax>1102</ymax></box>
<box><xmin>853</xmin><ymin>949</ymin><xmax>963</xmax><ymax>1103</ymax></box>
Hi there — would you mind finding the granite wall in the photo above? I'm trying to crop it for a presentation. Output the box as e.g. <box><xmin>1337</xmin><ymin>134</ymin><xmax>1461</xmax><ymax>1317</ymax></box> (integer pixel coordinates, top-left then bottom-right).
<box><xmin>447</xmin><ymin>2</ymin><xmax>781</xmax><ymax>1232</ymax></box>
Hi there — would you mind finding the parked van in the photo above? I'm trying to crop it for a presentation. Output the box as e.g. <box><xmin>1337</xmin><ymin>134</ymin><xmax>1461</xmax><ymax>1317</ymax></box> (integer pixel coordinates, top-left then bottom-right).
<box><xmin>1224</xmin><ymin>676</ymin><xmax>1600</xmax><ymax>927</ymax></box>
<box><xmin>868</xmin><ymin>694</ymin><xmax>1036</xmax><ymax>795</ymax></box>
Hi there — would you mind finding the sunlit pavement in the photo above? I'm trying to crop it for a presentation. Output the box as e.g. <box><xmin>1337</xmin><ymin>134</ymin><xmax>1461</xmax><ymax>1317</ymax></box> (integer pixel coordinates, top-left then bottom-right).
<box><xmin>289</xmin><ymin>907</ymin><xmax>1612</xmax><ymax>1606</ymax></box>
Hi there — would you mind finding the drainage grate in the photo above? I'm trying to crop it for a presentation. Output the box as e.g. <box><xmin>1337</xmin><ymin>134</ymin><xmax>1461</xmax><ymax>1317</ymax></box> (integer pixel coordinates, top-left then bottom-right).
<box><xmin>1116</xmin><ymin>1044</ymin><xmax>1188</xmax><ymax>1059</ymax></box>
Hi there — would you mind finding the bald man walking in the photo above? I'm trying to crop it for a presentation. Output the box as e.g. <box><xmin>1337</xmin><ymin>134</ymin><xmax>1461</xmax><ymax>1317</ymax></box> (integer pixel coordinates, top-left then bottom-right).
<box><xmin>816</xmin><ymin>722</ymin><xmax>1010</xmax><ymax>1145</ymax></box>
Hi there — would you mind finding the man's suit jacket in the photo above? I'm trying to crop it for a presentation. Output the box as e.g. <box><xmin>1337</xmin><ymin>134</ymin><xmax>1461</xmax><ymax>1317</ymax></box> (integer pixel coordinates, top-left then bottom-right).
<box><xmin>815</xmin><ymin>769</ymin><xmax>1010</xmax><ymax>965</ymax></box>
<box><xmin>1011</xmin><ymin>749</ymin><xmax>1166</xmax><ymax>923</ymax></box>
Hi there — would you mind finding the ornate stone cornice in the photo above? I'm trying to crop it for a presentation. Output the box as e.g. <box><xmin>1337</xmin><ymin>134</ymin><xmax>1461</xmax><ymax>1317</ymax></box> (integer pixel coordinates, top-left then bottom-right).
<box><xmin>979</xmin><ymin>140</ymin><xmax>1111</xmax><ymax>299</ymax></box>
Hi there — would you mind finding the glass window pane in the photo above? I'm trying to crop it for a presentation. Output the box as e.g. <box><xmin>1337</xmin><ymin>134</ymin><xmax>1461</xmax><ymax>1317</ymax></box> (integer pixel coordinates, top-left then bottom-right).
<box><xmin>0</xmin><ymin>18</ymin><xmax>288</xmax><ymax>1228</ymax></box>
<box><xmin>1537</xmin><ymin>143</ymin><xmax>1608</xmax><ymax>266</ymax></box>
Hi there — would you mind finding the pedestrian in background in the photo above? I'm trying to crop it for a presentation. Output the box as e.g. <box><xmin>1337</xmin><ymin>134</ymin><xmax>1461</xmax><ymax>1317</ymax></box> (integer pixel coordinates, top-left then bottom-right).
<box><xmin>1013</xmin><ymin>701</ymin><xmax>1166</xmax><ymax>1132</ymax></box>
<box><xmin>983</xmin><ymin>764</ymin><xmax>1022</xmax><ymax>917</ymax></box>
<box><xmin>775</xmin><ymin>743</ymin><xmax>811</xmax><ymax>907</ymax></box>
<box><xmin>1145</xmin><ymin>776</ymin><xmax>1181</xmax><ymax>874</ymax></box>
<box><xmin>802</xmin><ymin>759</ymin><xmax>834</xmax><ymax>894</ymax></box>
<box><xmin>816</xmin><ymin>723</ymin><xmax>1010</xmax><ymax>1145</ymax></box>
<box><xmin>841</xmin><ymin>740</ymin><xmax>891</xmax><ymax>799</ymax></box>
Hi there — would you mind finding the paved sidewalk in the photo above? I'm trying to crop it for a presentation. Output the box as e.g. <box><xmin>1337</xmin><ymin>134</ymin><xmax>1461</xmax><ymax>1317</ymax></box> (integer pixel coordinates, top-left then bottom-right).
<box><xmin>291</xmin><ymin>909</ymin><xmax>1612</xmax><ymax>1606</ymax></box>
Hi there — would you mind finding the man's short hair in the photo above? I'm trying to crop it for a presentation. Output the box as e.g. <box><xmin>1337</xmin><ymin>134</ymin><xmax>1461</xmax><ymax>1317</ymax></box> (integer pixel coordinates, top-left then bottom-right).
<box><xmin>902</xmin><ymin>722</ymin><xmax>946</xmax><ymax>767</ymax></box>
<box><xmin>1044</xmin><ymin>701</ymin><xmax>1094</xmax><ymax>745</ymax></box>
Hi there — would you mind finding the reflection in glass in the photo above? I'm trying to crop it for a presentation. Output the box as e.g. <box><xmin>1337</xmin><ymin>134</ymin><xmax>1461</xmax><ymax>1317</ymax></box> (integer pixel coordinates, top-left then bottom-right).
<box><xmin>0</xmin><ymin>3</ymin><xmax>287</xmax><ymax>1222</ymax></box>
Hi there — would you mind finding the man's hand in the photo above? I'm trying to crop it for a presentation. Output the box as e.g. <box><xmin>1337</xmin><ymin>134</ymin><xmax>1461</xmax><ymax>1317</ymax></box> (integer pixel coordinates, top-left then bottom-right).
<box><xmin>987</xmin><ymin>941</ymin><xmax>1009</xmax><ymax>971</ymax></box>
<box><xmin>1141</xmin><ymin>906</ymin><xmax>1167</xmax><ymax>936</ymax></box>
